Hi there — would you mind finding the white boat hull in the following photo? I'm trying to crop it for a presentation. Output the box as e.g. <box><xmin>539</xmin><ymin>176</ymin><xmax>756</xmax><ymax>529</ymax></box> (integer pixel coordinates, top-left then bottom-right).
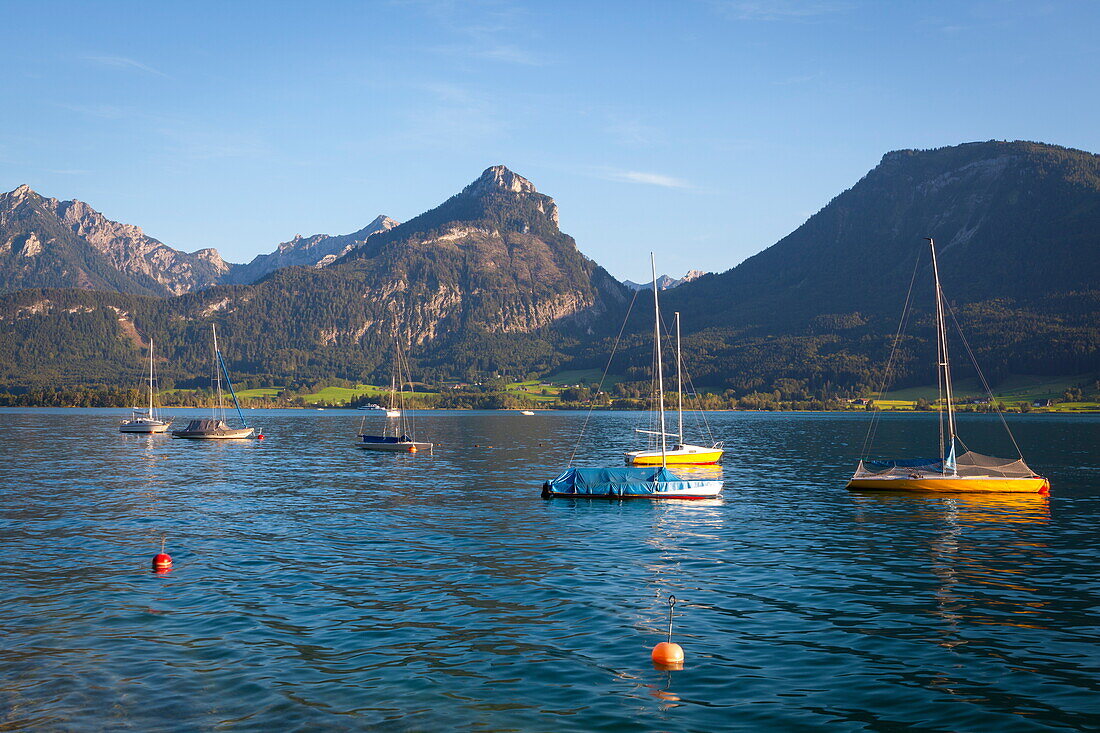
<box><xmin>120</xmin><ymin>421</ymin><xmax>171</xmax><ymax>434</ymax></box>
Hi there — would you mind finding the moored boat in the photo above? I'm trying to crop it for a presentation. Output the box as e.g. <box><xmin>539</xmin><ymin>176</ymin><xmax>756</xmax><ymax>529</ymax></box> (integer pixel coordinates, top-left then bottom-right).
<box><xmin>625</xmin><ymin>300</ymin><xmax>722</xmax><ymax>465</ymax></box>
<box><xmin>847</xmin><ymin>238</ymin><xmax>1048</xmax><ymax>495</ymax></box>
<box><xmin>357</xmin><ymin>328</ymin><xmax>431</xmax><ymax>453</ymax></box>
<box><xmin>543</xmin><ymin>467</ymin><xmax>722</xmax><ymax>499</ymax></box>
<box><xmin>543</xmin><ymin>254</ymin><xmax>722</xmax><ymax>499</ymax></box>
<box><xmin>172</xmin><ymin>325</ymin><xmax>256</xmax><ymax>440</ymax></box>
<box><xmin>120</xmin><ymin>338</ymin><xmax>171</xmax><ymax>433</ymax></box>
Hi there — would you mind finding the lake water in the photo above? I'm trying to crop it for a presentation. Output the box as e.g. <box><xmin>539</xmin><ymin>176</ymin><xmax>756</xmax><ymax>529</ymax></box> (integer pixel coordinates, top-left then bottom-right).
<box><xmin>1</xmin><ymin>408</ymin><xmax>1097</xmax><ymax>731</ymax></box>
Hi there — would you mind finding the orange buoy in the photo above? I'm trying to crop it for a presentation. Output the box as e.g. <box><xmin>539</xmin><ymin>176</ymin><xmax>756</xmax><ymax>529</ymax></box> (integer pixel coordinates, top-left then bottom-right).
<box><xmin>652</xmin><ymin>595</ymin><xmax>685</xmax><ymax>668</ymax></box>
<box><xmin>152</xmin><ymin>537</ymin><xmax>172</xmax><ymax>572</ymax></box>
<box><xmin>651</xmin><ymin>641</ymin><xmax>684</xmax><ymax>665</ymax></box>
<box><xmin>409</xmin><ymin>445</ymin><xmax>418</xmax><ymax>453</ymax></box>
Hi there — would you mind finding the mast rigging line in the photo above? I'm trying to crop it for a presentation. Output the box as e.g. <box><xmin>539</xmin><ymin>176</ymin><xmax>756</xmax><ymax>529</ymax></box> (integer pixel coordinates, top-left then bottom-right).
<box><xmin>941</xmin><ymin>296</ymin><xmax>1026</xmax><ymax>460</ymax></box>
<box><xmin>859</xmin><ymin>249</ymin><xmax>923</xmax><ymax>462</ymax></box>
<box><xmin>567</xmin><ymin>287</ymin><xmax>641</xmax><ymax>467</ymax></box>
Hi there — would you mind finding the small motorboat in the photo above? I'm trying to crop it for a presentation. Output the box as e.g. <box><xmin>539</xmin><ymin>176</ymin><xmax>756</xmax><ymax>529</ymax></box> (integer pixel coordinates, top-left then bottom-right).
<box><xmin>521</xmin><ymin>410</ymin><xmax>536</xmax><ymax>416</ymax></box>
<box><xmin>358</xmin><ymin>403</ymin><xmax>384</xmax><ymax>411</ymax></box>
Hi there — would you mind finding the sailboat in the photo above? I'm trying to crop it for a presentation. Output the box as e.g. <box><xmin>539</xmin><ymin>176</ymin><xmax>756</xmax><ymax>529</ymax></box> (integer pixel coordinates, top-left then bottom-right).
<box><xmin>171</xmin><ymin>325</ymin><xmax>256</xmax><ymax>440</ymax></box>
<box><xmin>358</xmin><ymin>328</ymin><xmax>431</xmax><ymax>453</ymax></box>
<box><xmin>626</xmin><ymin>311</ymin><xmax>724</xmax><ymax>465</ymax></box>
<box><xmin>119</xmin><ymin>338</ymin><xmax>172</xmax><ymax>433</ymax></box>
<box><xmin>542</xmin><ymin>254</ymin><xmax>722</xmax><ymax>499</ymax></box>
<box><xmin>847</xmin><ymin>238</ymin><xmax>1049</xmax><ymax>494</ymax></box>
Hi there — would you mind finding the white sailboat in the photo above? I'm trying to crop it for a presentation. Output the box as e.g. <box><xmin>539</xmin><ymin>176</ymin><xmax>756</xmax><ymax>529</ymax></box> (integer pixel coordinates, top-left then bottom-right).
<box><xmin>120</xmin><ymin>338</ymin><xmax>172</xmax><ymax>433</ymax></box>
<box><xmin>624</xmin><ymin>265</ymin><xmax>726</xmax><ymax>462</ymax></box>
<box><xmin>172</xmin><ymin>325</ymin><xmax>256</xmax><ymax>440</ymax></box>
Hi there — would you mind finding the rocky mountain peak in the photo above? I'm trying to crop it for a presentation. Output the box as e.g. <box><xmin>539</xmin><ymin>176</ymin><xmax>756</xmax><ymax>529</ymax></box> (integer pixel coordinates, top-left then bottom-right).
<box><xmin>463</xmin><ymin>165</ymin><xmax>538</xmax><ymax>197</ymax></box>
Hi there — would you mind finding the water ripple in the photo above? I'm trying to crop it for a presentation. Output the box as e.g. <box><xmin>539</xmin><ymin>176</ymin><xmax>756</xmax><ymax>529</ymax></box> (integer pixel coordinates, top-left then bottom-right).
<box><xmin>0</xmin><ymin>408</ymin><xmax>1097</xmax><ymax>731</ymax></box>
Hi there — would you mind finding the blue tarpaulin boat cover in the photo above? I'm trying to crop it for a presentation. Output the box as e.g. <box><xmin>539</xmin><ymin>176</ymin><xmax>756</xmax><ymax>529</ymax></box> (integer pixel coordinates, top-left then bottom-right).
<box><xmin>544</xmin><ymin>467</ymin><xmax>702</xmax><ymax>497</ymax></box>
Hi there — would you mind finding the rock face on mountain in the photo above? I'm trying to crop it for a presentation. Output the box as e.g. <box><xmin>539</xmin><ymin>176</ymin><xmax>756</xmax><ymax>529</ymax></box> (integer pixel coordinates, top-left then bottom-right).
<box><xmin>623</xmin><ymin>270</ymin><xmax>705</xmax><ymax>291</ymax></box>
<box><xmin>216</xmin><ymin>165</ymin><xmax>628</xmax><ymax>372</ymax></box>
<box><xmin>0</xmin><ymin>185</ymin><xmax>230</xmax><ymax>296</ymax></box>
<box><xmin>226</xmin><ymin>215</ymin><xmax>399</xmax><ymax>284</ymax></box>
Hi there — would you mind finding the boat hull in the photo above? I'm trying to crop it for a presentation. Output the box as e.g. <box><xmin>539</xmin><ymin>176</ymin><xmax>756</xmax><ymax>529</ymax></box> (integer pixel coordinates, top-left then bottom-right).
<box><xmin>847</xmin><ymin>476</ymin><xmax>1050</xmax><ymax>494</ymax></box>
<box><xmin>358</xmin><ymin>440</ymin><xmax>432</xmax><ymax>453</ymax></box>
<box><xmin>120</xmin><ymin>421</ymin><xmax>171</xmax><ymax>433</ymax></box>
<box><xmin>626</xmin><ymin>445</ymin><xmax>724</xmax><ymax>465</ymax></box>
<box><xmin>543</xmin><ymin>480</ymin><xmax>723</xmax><ymax>500</ymax></box>
<box><xmin>172</xmin><ymin>428</ymin><xmax>255</xmax><ymax>440</ymax></box>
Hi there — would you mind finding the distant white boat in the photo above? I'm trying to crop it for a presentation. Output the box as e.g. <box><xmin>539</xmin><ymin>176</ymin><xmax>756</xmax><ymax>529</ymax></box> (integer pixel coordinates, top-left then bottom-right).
<box><xmin>521</xmin><ymin>410</ymin><xmax>536</xmax><ymax>416</ymax></box>
<box><xmin>386</xmin><ymin>409</ymin><xmax>402</xmax><ymax>418</ymax></box>
<box><xmin>120</xmin><ymin>338</ymin><xmax>171</xmax><ymax>434</ymax></box>
<box><xmin>357</xmin><ymin>403</ymin><xmax>384</xmax><ymax>411</ymax></box>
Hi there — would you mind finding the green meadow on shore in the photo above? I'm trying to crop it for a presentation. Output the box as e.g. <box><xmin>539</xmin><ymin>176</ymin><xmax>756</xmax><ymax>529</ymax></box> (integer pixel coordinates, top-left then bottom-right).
<box><xmin>137</xmin><ymin>372</ymin><xmax>1100</xmax><ymax>413</ymax></box>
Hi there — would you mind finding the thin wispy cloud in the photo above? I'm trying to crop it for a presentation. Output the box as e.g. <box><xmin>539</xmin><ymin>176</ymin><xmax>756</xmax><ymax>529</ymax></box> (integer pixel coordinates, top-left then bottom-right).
<box><xmin>599</xmin><ymin>169</ymin><xmax>691</xmax><ymax>189</ymax></box>
<box><xmin>711</xmin><ymin>0</ymin><xmax>853</xmax><ymax>21</ymax></box>
<box><xmin>774</xmin><ymin>72</ymin><xmax>823</xmax><ymax>85</ymax></box>
<box><xmin>84</xmin><ymin>55</ymin><xmax>167</xmax><ymax>77</ymax></box>
<box><xmin>606</xmin><ymin>118</ymin><xmax>661</xmax><ymax>147</ymax></box>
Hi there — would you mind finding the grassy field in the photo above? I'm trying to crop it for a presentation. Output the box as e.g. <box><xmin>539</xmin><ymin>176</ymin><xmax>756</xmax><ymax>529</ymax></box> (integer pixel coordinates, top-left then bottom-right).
<box><xmin>874</xmin><ymin>373</ymin><xmax>1097</xmax><ymax>408</ymax></box>
<box><xmin>504</xmin><ymin>381</ymin><xmax>562</xmax><ymax>403</ymax></box>
<box><xmin>545</xmin><ymin>369</ymin><xmax>625</xmax><ymax>388</ymax></box>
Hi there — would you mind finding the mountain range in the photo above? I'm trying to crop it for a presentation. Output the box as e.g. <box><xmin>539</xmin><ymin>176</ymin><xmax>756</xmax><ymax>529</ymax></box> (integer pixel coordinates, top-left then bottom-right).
<box><xmin>622</xmin><ymin>270</ymin><xmax>705</xmax><ymax>291</ymax></box>
<box><xmin>0</xmin><ymin>140</ymin><xmax>1097</xmax><ymax>395</ymax></box>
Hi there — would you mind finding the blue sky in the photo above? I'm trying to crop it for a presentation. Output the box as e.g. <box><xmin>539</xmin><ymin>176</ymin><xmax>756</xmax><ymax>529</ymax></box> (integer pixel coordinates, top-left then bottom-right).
<box><xmin>2</xmin><ymin>1</ymin><xmax>1097</xmax><ymax>281</ymax></box>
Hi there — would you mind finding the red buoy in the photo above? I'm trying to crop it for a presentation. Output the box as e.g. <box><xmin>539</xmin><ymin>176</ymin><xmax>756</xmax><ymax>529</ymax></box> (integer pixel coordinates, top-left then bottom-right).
<box><xmin>152</xmin><ymin>537</ymin><xmax>172</xmax><ymax>572</ymax></box>
<box><xmin>257</xmin><ymin>432</ymin><xmax>265</xmax><ymax>440</ymax></box>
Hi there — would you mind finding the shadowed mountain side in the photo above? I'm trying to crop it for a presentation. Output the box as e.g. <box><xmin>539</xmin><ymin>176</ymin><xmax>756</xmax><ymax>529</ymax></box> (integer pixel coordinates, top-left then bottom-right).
<box><xmin>572</xmin><ymin>141</ymin><xmax>1100</xmax><ymax>393</ymax></box>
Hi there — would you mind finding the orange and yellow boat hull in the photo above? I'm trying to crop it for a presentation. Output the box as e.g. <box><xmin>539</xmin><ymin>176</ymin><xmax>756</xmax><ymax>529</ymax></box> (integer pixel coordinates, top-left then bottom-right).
<box><xmin>846</xmin><ymin>476</ymin><xmax>1050</xmax><ymax>494</ymax></box>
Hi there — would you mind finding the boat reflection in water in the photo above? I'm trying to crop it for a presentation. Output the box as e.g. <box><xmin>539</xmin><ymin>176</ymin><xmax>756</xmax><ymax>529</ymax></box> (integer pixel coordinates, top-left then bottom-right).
<box><xmin>853</xmin><ymin>490</ymin><xmax>1052</xmax><ymax>659</ymax></box>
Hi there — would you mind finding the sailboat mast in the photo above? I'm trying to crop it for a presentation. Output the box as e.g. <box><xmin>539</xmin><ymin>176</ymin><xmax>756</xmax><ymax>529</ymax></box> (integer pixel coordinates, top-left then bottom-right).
<box><xmin>148</xmin><ymin>338</ymin><xmax>155</xmax><ymax>418</ymax></box>
<box><xmin>928</xmin><ymin>238</ymin><xmax>957</xmax><ymax>473</ymax></box>
<box><xmin>212</xmin><ymin>324</ymin><xmax>222</xmax><ymax>421</ymax></box>
<box><xmin>675</xmin><ymin>312</ymin><xmax>683</xmax><ymax>446</ymax></box>
<box><xmin>651</xmin><ymin>253</ymin><xmax>667</xmax><ymax>465</ymax></box>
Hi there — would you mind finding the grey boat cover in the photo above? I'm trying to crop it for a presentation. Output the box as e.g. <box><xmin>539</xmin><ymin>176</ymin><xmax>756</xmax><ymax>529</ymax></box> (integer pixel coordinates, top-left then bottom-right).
<box><xmin>854</xmin><ymin>451</ymin><xmax>1037</xmax><ymax>479</ymax></box>
<box><xmin>181</xmin><ymin>419</ymin><xmax>228</xmax><ymax>432</ymax></box>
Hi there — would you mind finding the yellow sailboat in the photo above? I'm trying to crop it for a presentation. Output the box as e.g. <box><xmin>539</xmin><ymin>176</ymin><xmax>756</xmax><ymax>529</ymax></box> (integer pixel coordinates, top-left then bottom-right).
<box><xmin>847</xmin><ymin>238</ymin><xmax>1049</xmax><ymax>495</ymax></box>
<box><xmin>626</xmin><ymin>255</ymin><xmax>724</xmax><ymax>466</ymax></box>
